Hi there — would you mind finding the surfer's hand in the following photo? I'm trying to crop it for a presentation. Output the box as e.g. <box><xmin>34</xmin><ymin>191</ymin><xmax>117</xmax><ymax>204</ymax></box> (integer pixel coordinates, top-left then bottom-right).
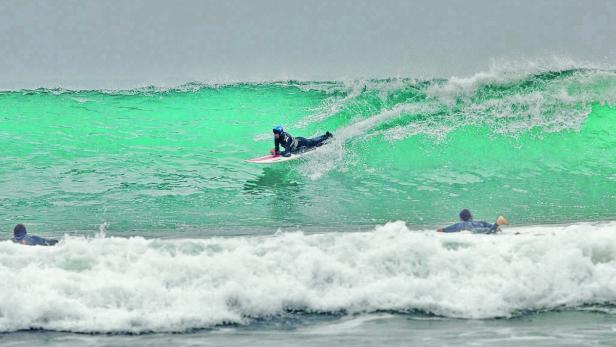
<box><xmin>270</xmin><ymin>149</ymin><xmax>276</xmax><ymax>155</ymax></box>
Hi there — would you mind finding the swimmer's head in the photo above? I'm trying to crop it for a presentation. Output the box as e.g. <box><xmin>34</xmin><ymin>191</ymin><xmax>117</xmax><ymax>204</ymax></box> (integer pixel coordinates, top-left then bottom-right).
<box><xmin>13</xmin><ymin>224</ymin><xmax>27</xmax><ymax>240</ymax></box>
<box><xmin>459</xmin><ymin>209</ymin><xmax>472</xmax><ymax>222</ymax></box>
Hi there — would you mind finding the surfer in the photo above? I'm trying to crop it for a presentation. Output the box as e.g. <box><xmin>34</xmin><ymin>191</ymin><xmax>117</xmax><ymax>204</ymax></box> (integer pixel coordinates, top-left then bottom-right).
<box><xmin>271</xmin><ymin>125</ymin><xmax>333</xmax><ymax>157</ymax></box>
<box><xmin>11</xmin><ymin>224</ymin><xmax>59</xmax><ymax>246</ymax></box>
<box><xmin>436</xmin><ymin>209</ymin><xmax>508</xmax><ymax>234</ymax></box>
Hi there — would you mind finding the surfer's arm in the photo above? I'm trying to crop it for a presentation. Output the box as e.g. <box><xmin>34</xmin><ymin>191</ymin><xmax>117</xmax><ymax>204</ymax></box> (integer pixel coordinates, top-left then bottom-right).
<box><xmin>281</xmin><ymin>146</ymin><xmax>292</xmax><ymax>157</ymax></box>
<box><xmin>280</xmin><ymin>137</ymin><xmax>293</xmax><ymax>157</ymax></box>
<box><xmin>274</xmin><ymin>139</ymin><xmax>281</xmax><ymax>155</ymax></box>
<box><xmin>438</xmin><ymin>223</ymin><xmax>463</xmax><ymax>233</ymax></box>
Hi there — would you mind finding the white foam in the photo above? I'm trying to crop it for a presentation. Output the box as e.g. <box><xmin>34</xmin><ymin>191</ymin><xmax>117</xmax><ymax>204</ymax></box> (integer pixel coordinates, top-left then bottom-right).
<box><xmin>1</xmin><ymin>221</ymin><xmax>616</xmax><ymax>333</ymax></box>
<box><xmin>426</xmin><ymin>57</ymin><xmax>610</xmax><ymax>102</ymax></box>
<box><xmin>383</xmin><ymin>67</ymin><xmax>616</xmax><ymax>142</ymax></box>
<box><xmin>294</xmin><ymin>80</ymin><xmax>366</xmax><ymax>128</ymax></box>
<box><xmin>293</xmin><ymin>79</ymin><xmax>418</xmax><ymax>129</ymax></box>
<box><xmin>298</xmin><ymin>102</ymin><xmax>437</xmax><ymax>179</ymax></box>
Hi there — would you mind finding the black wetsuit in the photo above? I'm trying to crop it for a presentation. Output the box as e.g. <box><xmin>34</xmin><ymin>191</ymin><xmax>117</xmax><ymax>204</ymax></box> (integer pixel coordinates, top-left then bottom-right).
<box><xmin>274</xmin><ymin>131</ymin><xmax>331</xmax><ymax>157</ymax></box>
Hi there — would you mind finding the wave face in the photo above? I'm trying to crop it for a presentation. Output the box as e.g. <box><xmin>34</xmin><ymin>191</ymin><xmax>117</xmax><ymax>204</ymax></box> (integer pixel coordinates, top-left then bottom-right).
<box><xmin>1</xmin><ymin>67</ymin><xmax>616</xmax><ymax>232</ymax></box>
<box><xmin>1</xmin><ymin>222</ymin><xmax>616</xmax><ymax>333</ymax></box>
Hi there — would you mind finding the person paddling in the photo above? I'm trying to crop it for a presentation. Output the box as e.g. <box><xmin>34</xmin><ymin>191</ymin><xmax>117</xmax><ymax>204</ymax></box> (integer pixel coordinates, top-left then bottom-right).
<box><xmin>12</xmin><ymin>224</ymin><xmax>58</xmax><ymax>246</ymax></box>
<box><xmin>437</xmin><ymin>209</ymin><xmax>508</xmax><ymax>234</ymax></box>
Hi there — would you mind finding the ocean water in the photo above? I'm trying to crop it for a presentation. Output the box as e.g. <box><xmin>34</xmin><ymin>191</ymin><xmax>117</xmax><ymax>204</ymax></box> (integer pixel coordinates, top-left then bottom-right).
<box><xmin>1</xmin><ymin>66</ymin><xmax>616</xmax><ymax>345</ymax></box>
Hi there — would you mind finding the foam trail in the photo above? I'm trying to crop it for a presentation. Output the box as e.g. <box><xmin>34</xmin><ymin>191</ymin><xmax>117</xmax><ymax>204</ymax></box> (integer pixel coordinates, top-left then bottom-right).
<box><xmin>1</xmin><ymin>221</ymin><xmax>616</xmax><ymax>333</ymax></box>
<box><xmin>300</xmin><ymin>102</ymin><xmax>438</xmax><ymax>179</ymax></box>
<box><xmin>294</xmin><ymin>80</ymin><xmax>365</xmax><ymax>128</ymax></box>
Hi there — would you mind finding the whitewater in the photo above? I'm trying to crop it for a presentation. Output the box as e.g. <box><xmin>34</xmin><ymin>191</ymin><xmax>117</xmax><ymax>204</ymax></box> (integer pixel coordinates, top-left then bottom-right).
<box><xmin>1</xmin><ymin>221</ymin><xmax>616</xmax><ymax>334</ymax></box>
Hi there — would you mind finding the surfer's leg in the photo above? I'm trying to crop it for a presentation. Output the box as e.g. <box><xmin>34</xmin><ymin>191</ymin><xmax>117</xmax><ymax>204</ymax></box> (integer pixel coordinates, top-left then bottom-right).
<box><xmin>294</xmin><ymin>137</ymin><xmax>310</xmax><ymax>152</ymax></box>
<box><xmin>482</xmin><ymin>220</ymin><xmax>503</xmax><ymax>233</ymax></box>
<box><xmin>308</xmin><ymin>132</ymin><xmax>332</xmax><ymax>147</ymax></box>
<box><xmin>491</xmin><ymin>216</ymin><xmax>508</xmax><ymax>233</ymax></box>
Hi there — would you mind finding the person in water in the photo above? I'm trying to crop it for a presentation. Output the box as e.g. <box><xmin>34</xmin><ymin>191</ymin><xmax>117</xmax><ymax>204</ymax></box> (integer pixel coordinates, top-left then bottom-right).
<box><xmin>271</xmin><ymin>125</ymin><xmax>333</xmax><ymax>157</ymax></box>
<box><xmin>11</xmin><ymin>224</ymin><xmax>58</xmax><ymax>246</ymax></box>
<box><xmin>437</xmin><ymin>209</ymin><xmax>508</xmax><ymax>234</ymax></box>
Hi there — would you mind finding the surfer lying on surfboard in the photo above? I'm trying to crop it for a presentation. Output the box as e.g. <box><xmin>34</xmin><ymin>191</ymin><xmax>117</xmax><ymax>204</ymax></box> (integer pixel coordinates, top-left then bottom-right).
<box><xmin>437</xmin><ymin>209</ymin><xmax>508</xmax><ymax>234</ymax></box>
<box><xmin>272</xmin><ymin>125</ymin><xmax>333</xmax><ymax>157</ymax></box>
<box><xmin>12</xmin><ymin>224</ymin><xmax>58</xmax><ymax>246</ymax></box>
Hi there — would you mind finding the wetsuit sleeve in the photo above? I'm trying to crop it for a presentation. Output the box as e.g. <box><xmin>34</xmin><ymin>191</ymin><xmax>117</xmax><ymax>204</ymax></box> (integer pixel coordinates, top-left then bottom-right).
<box><xmin>274</xmin><ymin>138</ymin><xmax>280</xmax><ymax>155</ymax></box>
<box><xmin>281</xmin><ymin>134</ymin><xmax>292</xmax><ymax>157</ymax></box>
<box><xmin>441</xmin><ymin>223</ymin><xmax>464</xmax><ymax>233</ymax></box>
<box><xmin>27</xmin><ymin>235</ymin><xmax>58</xmax><ymax>246</ymax></box>
<box><xmin>281</xmin><ymin>148</ymin><xmax>291</xmax><ymax>157</ymax></box>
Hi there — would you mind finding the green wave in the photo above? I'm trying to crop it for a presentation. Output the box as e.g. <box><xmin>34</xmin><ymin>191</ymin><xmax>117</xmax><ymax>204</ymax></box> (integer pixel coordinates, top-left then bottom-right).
<box><xmin>1</xmin><ymin>68</ymin><xmax>615</xmax><ymax>234</ymax></box>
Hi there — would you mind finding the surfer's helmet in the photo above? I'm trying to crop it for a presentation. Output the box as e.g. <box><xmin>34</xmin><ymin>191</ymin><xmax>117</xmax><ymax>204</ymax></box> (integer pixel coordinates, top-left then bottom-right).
<box><xmin>273</xmin><ymin>125</ymin><xmax>284</xmax><ymax>134</ymax></box>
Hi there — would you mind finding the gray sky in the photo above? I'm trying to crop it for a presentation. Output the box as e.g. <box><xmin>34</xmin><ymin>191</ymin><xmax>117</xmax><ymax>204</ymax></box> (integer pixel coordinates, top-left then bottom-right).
<box><xmin>1</xmin><ymin>0</ymin><xmax>616</xmax><ymax>89</ymax></box>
